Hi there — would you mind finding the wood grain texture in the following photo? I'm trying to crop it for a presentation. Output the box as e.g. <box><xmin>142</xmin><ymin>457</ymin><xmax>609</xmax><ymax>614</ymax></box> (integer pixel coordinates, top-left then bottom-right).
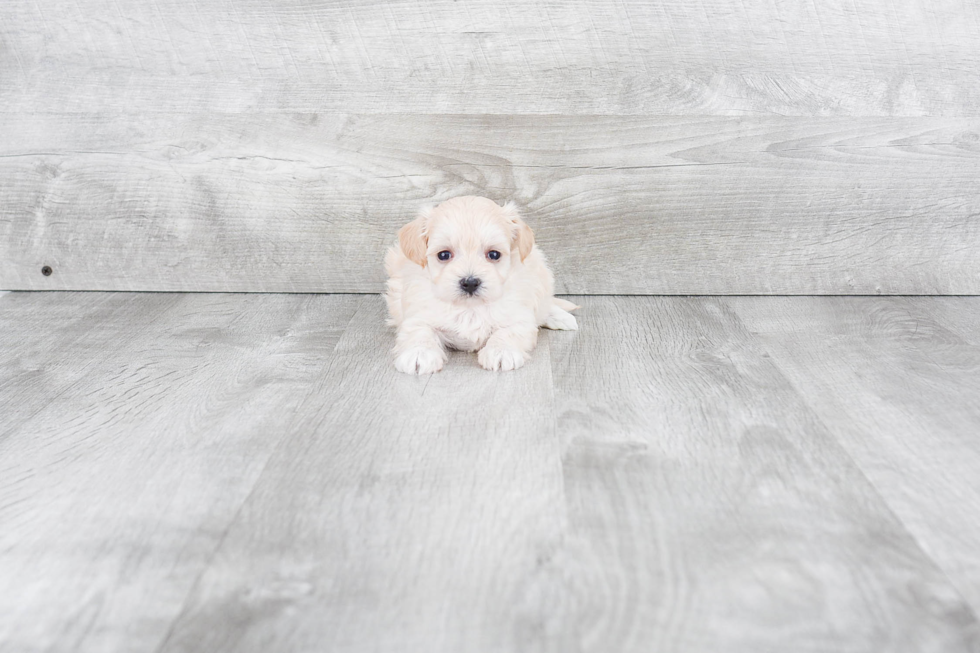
<box><xmin>2</xmin><ymin>0</ymin><xmax>979</xmax><ymax>115</ymax></box>
<box><xmin>545</xmin><ymin>296</ymin><xmax>979</xmax><ymax>652</ymax></box>
<box><xmin>154</xmin><ymin>297</ymin><xmax>566</xmax><ymax>653</ymax></box>
<box><xmin>0</xmin><ymin>293</ymin><xmax>361</xmax><ymax>653</ymax></box>
<box><xmin>729</xmin><ymin>296</ymin><xmax>980</xmax><ymax>616</ymax></box>
<box><xmin>897</xmin><ymin>297</ymin><xmax>980</xmax><ymax>346</ymax></box>
<box><xmin>4</xmin><ymin>294</ymin><xmax>980</xmax><ymax>651</ymax></box>
<box><xmin>0</xmin><ymin>292</ymin><xmax>182</xmax><ymax>441</ymax></box>
<box><xmin>2</xmin><ymin>114</ymin><xmax>978</xmax><ymax>294</ymax></box>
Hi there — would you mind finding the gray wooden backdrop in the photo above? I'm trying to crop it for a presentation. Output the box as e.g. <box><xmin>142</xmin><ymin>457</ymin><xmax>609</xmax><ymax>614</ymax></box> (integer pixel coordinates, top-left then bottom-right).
<box><xmin>2</xmin><ymin>0</ymin><xmax>978</xmax><ymax>293</ymax></box>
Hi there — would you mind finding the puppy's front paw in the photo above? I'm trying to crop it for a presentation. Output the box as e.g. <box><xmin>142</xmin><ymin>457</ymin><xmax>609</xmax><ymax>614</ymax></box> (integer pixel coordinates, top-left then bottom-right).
<box><xmin>478</xmin><ymin>345</ymin><xmax>527</xmax><ymax>372</ymax></box>
<box><xmin>394</xmin><ymin>347</ymin><xmax>446</xmax><ymax>375</ymax></box>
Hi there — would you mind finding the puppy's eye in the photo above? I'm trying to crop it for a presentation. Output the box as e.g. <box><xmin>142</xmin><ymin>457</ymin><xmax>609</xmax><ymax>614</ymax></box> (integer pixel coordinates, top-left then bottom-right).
<box><xmin>437</xmin><ymin>250</ymin><xmax>452</xmax><ymax>262</ymax></box>
<box><xmin>487</xmin><ymin>250</ymin><xmax>501</xmax><ymax>261</ymax></box>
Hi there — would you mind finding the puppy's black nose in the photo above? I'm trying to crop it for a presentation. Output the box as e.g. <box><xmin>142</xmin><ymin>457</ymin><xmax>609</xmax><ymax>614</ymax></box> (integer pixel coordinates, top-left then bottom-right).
<box><xmin>459</xmin><ymin>276</ymin><xmax>482</xmax><ymax>295</ymax></box>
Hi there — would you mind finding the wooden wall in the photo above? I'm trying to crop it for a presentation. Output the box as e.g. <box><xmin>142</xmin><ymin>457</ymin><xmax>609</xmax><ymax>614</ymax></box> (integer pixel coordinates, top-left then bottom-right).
<box><xmin>2</xmin><ymin>0</ymin><xmax>978</xmax><ymax>293</ymax></box>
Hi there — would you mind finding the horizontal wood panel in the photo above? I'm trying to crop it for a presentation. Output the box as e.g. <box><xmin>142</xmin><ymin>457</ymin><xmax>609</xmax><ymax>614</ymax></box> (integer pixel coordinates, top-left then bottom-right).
<box><xmin>2</xmin><ymin>113</ymin><xmax>979</xmax><ymax>293</ymax></box>
<box><xmin>1</xmin><ymin>0</ymin><xmax>979</xmax><ymax>115</ymax></box>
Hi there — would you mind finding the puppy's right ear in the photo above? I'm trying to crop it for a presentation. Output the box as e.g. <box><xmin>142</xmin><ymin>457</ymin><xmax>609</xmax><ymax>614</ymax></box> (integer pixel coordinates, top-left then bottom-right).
<box><xmin>501</xmin><ymin>201</ymin><xmax>535</xmax><ymax>261</ymax></box>
<box><xmin>398</xmin><ymin>214</ymin><xmax>429</xmax><ymax>267</ymax></box>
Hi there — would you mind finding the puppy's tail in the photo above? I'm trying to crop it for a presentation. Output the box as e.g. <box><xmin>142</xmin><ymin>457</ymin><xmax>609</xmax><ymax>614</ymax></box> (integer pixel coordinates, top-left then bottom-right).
<box><xmin>552</xmin><ymin>297</ymin><xmax>580</xmax><ymax>312</ymax></box>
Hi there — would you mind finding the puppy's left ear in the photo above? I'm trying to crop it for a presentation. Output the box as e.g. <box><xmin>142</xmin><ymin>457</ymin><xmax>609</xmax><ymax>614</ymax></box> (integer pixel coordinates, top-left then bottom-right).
<box><xmin>502</xmin><ymin>201</ymin><xmax>535</xmax><ymax>261</ymax></box>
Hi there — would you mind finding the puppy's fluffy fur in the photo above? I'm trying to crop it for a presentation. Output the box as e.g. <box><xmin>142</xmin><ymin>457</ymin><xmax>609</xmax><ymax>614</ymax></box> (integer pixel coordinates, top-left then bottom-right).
<box><xmin>385</xmin><ymin>196</ymin><xmax>578</xmax><ymax>374</ymax></box>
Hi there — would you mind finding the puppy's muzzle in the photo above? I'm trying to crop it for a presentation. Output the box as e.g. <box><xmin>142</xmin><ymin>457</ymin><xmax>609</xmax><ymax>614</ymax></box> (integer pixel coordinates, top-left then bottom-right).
<box><xmin>459</xmin><ymin>276</ymin><xmax>482</xmax><ymax>296</ymax></box>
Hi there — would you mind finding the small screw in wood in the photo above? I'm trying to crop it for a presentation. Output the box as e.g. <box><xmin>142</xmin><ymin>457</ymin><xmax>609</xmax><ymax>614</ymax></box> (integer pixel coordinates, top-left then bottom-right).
<box><xmin>41</xmin><ymin>266</ymin><xmax>53</xmax><ymax>276</ymax></box>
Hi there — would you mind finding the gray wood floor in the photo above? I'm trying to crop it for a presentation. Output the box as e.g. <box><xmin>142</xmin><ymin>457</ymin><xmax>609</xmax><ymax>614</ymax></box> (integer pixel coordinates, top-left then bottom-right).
<box><xmin>1</xmin><ymin>292</ymin><xmax>979</xmax><ymax>652</ymax></box>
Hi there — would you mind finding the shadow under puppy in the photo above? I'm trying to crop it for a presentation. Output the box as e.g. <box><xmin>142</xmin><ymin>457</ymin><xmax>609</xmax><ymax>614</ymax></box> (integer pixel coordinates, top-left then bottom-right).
<box><xmin>385</xmin><ymin>196</ymin><xmax>579</xmax><ymax>374</ymax></box>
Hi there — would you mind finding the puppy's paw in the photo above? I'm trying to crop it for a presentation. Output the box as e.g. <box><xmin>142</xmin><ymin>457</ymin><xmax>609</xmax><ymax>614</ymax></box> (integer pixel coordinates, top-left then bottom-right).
<box><xmin>394</xmin><ymin>347</ymin><xmax>446</xmax><ymax>375</ymax></box>
<box><xmin>543</xmin><ymin>307</ymin><xmax>578</xmax><ymax>331</ymax></box>
<box><xmin>478</xmin><ymin>345</ymin><xmax>527</xmax><ymax>372</ymax></box>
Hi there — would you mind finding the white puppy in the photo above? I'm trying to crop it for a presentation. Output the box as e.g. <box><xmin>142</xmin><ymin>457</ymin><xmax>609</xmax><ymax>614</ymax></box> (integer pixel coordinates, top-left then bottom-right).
<box><xmin>384</xmin><ymin>196</ymin><xmax>579</xmax><ymax>374</ymax></box>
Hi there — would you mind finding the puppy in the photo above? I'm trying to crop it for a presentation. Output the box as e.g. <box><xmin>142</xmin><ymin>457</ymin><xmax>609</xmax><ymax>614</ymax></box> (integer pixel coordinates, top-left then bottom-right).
<box><xmin>384</xmin><ymin>196</ymin><xmax>579</xmax><ymax>374</ymax></box>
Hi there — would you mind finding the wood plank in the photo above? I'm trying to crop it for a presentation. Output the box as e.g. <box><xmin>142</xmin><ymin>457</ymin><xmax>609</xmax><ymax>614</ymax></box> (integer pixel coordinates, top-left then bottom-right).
<box><xmin>0</xmin><ymin>293</ymin><xmax>362</xmax><ymax>653</ymax></box>
<box><xmin>544</xmin><ymin>296</ymin><xmax>979</xmax><ymax>652</ymax></box>
<box><xmin>729</xmin><ymin>296</ymin><xmax>980</xmax><ymax>616</ymax></box>
<box><xmin>892</xmin><ymin>296</ymin><xmax>980</xmax><ymax>346</ymax></box>
<box><xmin>2</xmin><ymin>0</ymin><xmax>979</xmax><ymax>115</ymax></box>
<box><xmin>153</xmin><ymin>297</ymin><xmax>567</xmax><ymax>653</ymax></box>
<box><xmin>0</xmin><ymin>292</ymin><xmax>183</xmax><ymax>442</ymax></box>
<box><xmin>2</xmin><ymin>114</ymin><xmax>978</xmax><ymax>294</ymax></box>
<box><xmin>4</xmin><ymin>295</ymin><xmax>980</xmax><ymax>650</ymax></box>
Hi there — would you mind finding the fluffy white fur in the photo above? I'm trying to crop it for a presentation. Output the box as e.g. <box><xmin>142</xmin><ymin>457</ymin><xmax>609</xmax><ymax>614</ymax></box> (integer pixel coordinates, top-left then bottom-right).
<box><xmin>384</xmin><ymin>196</ymin><xmax>579</xmax><ymax>374</ymax></box>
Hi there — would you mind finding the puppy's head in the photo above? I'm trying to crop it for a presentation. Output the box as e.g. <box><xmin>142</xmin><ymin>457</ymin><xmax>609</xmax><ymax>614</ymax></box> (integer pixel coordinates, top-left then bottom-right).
<box><xmin>398</xmin><ymin>196</ymin><xmax>535</xmax><ymax>304</ymax></box>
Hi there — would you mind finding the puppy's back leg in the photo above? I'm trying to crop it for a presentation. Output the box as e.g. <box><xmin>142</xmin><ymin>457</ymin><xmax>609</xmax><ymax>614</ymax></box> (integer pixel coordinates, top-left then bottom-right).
<box><xmin>552</xmin><ymin>297</ymin><xmax>580</xmax><ymax>312</ymax></box>
<box><xmin>542</xmin><ymin>304</ymin><xmax>578</xmax><ymax>331</ymax></box>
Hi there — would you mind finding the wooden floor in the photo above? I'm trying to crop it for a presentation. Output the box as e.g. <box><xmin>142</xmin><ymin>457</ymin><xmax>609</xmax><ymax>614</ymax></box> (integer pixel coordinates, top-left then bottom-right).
<box><xmin>1</xmin><ymin>292</ymin><xmax>979</xmax><ymax>652</ymax></box>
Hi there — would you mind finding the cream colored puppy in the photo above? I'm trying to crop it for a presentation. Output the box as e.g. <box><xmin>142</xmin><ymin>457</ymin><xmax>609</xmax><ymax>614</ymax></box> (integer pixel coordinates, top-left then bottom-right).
<box><xmin>385</xmin><ymin>196</ymin><xmax>579</xmax><ymax>374</ymax></box>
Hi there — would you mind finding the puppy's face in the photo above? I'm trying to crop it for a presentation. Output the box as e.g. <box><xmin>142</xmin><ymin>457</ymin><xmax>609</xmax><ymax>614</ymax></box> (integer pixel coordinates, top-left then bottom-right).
<box><xmin>398</xmin><ymin>197</ymin><xmax>534</xmax><ymax>305</ymax></box>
